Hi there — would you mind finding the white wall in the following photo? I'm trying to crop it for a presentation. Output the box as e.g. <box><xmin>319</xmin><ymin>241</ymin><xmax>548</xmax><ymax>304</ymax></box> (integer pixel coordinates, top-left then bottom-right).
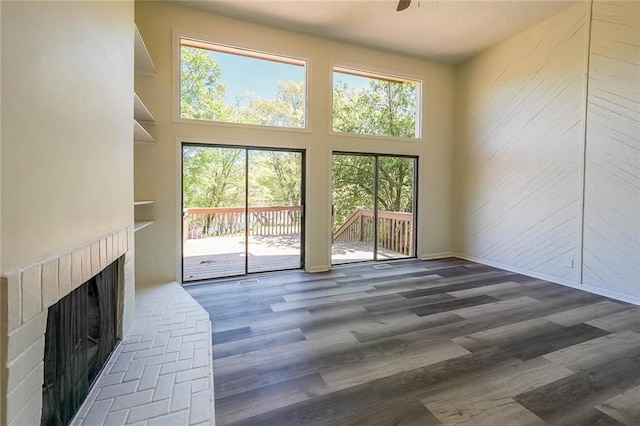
<box><xmin>134</xmin><ymin>1</ymin><xmax>456</xmax><ymax>285</ymax></box>
<box><xmin>1</xmin><ymin>2</ymin><xmax>134</xmax><ymax>421</ymax></box>
<box><xmin>1</xmin><ymin>1</ymin><xmax>134</xmax><ymax>273</ymax></box>
<box><xmin>582</xmin><ymin>1</ymin><xmax>640</xmax><ymax>298</ymax></box>
<box><xmin>455</xmin><ymin>0</ymin><xmax>640</xmax><ymax>303</ymax></box>
<box><xmin>454</xmin><ymin>3</ymin><xmax>589</xmax><ymax>281</ymax></box>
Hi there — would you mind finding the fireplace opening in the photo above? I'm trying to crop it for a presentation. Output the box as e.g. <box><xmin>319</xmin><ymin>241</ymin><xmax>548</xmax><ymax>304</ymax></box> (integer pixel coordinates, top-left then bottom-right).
<box><xmin>41</xmin><ymin>260</ymin><xmax>120</xmax><ymax>425</ymax></box>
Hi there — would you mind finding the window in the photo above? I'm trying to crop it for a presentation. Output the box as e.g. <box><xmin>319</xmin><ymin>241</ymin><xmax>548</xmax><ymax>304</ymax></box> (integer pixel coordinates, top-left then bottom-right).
<box><xmin>179</xmin><ymin>38</ymin><xmax>307</xmax><ymax>129</ymax></box>
<box><xmin>332</xmin><ymin>66</ymin><xmax>421</xmax><ymax>139</ymax></box>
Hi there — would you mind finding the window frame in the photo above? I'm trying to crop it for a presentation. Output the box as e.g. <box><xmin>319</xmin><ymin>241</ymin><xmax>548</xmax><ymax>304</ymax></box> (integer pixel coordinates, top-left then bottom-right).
<box><xmin>173</xmin><ymin>30</ymin><xmax>311</xmax><ymax>133</ymax></box>
<box><xmin>329</xmin><ymin>62</ymin><xmax>423</xmax><ymax>141</ymax></box>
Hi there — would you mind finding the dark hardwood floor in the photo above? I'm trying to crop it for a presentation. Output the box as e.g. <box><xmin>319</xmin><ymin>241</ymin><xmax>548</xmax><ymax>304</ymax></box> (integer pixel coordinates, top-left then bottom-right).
<box><xmin>185</xmin><ymin>258</ymin><xmax>640</xmax><ymax>425</ymax></box>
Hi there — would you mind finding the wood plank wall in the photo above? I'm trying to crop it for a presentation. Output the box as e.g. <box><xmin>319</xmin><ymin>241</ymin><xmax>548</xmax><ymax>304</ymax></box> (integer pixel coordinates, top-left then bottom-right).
<box><xmin>454</xmin><ymin>4</ymin><xmax>588</xmax><ymax>281</ymax></box>
<box><xmin>455</xmin><ymin>1</ymin><xmax>639</xmax><ymax>301</ymax></box>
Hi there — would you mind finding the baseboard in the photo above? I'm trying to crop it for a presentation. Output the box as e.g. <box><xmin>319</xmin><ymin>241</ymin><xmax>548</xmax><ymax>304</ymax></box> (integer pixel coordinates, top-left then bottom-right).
<box><xmin>307</xmin><ymin>265</ymin><xmax>330</xmax><ymax>273</ymax></box>
<box><xmin>419</xmin><ymin>252</ymin><xmax>455</xmax><ymax>261</ymax></box>
<box><xmin>453</xmin><ymin>253</ymin><xmax>640</xmax><ymax>306</ymax></box>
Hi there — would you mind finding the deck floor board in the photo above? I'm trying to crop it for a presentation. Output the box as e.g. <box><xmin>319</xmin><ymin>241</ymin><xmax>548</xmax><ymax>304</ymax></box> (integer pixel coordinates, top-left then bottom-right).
<box><xmin>182</xmin><ymin>234</ymin><xmax>407</xmax><ymax>281</ymax></box>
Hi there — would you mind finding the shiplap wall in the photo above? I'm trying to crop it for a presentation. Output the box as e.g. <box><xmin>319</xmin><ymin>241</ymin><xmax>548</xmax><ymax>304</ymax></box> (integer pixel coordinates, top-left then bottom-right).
<box><xmin>454</xmin><ymin>4</ymin><xmax>589</xmax><ymax>282</ymax></box>
<box><xmin>455</xmin><ymin>1</ymin><xmax>640</xmax><ymax>302</ymax></box>
<box><xmin>583</xmin><ymin>1</ymin><xmax>640</xmax><ymax>298</ymax></box>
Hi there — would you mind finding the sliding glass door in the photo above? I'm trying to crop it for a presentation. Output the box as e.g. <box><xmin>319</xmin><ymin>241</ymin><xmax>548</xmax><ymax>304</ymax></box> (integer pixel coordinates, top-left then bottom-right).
<box><xmin>182</xmin><ymin>144</ymin><xmax>304</xmax><ymax>282</ymax></box>
<box><xmin>182</xmin><ymin>146</ymin><xmax>246</xmax><ymax>280</ymax></box>
<box><xmin>376</xmin><ymin>156</ymin><xmax>416</xmax><ymax>261</ymax></box>
<box><xmin>331</xmin><ymin>154</ymin><xmax>376</xmax><ymax>263</ymax></box>
<box><xmin>331</xmin><ymin>153</ymin><xmax>416</xmax><ymax>265</ymax></box>
<box><xmin>247</xmin><ymin>150</ymin><xmax>304</xmax><ymax>274</ymax></box>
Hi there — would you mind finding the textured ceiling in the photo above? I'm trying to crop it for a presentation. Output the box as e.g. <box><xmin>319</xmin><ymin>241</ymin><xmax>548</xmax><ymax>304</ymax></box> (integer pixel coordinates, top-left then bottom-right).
<box><xmin>178</xmin><ymin>0</ymin><xmax>580</xmax><ymax>63</ymax></box>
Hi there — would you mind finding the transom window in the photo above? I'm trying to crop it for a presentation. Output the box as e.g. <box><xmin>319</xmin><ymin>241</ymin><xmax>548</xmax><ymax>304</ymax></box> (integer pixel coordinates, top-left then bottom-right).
<box><xmin>179</xmin><ymin>38</ymin><xmax>307</xmax><ymax>129</ymax></box>
<box><xmin>332</xmin><ymin>66</ymin><xmax>421</xmax><ymax>139</ymax></box>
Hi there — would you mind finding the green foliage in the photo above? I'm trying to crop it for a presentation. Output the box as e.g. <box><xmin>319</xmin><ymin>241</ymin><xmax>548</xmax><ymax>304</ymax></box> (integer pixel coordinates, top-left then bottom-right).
<box><xmin>332</xmin><ymin>155</ymin><xmax>414</xmax><ymax>228</ymax></box>
<box><xmin>180</xmin><ymin>48</ymin><xmax>305</xmax><ymax>212</ymax></box>
<box><xmin>180</xmin><ymin>49</ymin><xmax>416</xmax><ymax>234</ymax></box>
<box><xmin>182</xmin><ymin>146</ymin><xmax>244</xmax><ymax>208</ymax></box>
<box><xmin>183</xmin><ymin>147</ymin><xmax>303</xmax><ymax>209</ymax></box>
<box><xmin>181</xmin><ymin>46</ymin><xmax>304</xmax><ymax>128</ymax></box>
<box><xmin>331</xmin><ymin>76</ymin><xmax>417</xmax><ymax>227</ymax></box>
<box><xmin>250</xmin><ymin>151</ymin><xmax>302</xmax><ymax>206</ymax></box>
<box><xmin>332</xmin><ymin>155</ymin><xmax>375</xmax><ymax>227</ymax></box>
<box><xmin>238</xmin><ymin>82</ymin><xmax>305</xmax><ymax>128</ymax></box>
<box><xmin>180</xmin><ymin>47</ymin><xmax>235</xmax><ymax>121</ymax></box>
<box><xmin>333</xmin><ymin>78</ymin><xmax>418</xmax><ymax>138</ymax></box>
<box><xmin>377</xmin><ymin>156</ymin><xmax>415</xmax><ymax>212</ymax></box>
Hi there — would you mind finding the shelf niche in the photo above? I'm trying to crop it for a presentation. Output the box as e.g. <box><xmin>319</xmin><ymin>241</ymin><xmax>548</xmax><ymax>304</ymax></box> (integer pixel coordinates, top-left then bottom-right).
<box><xmin>134</xmin><ymin>120</ymin><xmax>154</xmax><ymax>143</ymax></box>
<box><xmin>134</xmin><ymin>221</ymin><xmax>154</xmax><ymax>232</ymax></box>
<box><xmin>134</xmin><ymin>25</ymin><xmax>156</xmax><ymax>236</ymax></box>
<box><xmin>133</xmin><ymin>25</ymin><xmax>156</xmax><ymax>143</ymax></box>
<box><xmin>134</xmin><ymin>26</ymin><xmax>156</xmax><ymax>76</ymax></box>
<box><xmin>134</xmin><ymin>93</ymin><xmax>155</xmax><ymax>122</ymax></box>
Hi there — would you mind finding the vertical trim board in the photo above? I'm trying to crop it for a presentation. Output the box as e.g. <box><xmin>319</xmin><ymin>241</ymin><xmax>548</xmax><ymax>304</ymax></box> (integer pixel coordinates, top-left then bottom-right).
<box><xmin>582</xmin><ymin>1</ymin><xmax>640</xmax><ymax>298</ymax></box>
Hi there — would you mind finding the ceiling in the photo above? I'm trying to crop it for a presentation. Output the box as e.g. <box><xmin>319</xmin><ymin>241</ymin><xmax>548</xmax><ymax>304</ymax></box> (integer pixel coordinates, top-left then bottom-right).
<box><xmin>178</xmin><ymin>0</ymin><xmax>580</xmax><ymax>64</ymax></box>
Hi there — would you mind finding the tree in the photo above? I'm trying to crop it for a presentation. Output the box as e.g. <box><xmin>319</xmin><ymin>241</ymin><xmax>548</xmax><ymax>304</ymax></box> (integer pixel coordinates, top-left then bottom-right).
<box><xmin>332</xmin><ymin>155</ymin><xmax>375</xmax><ymax>227</ymax></box>
<box><xmin>181</xmin><ymin>46</ymin><xmax>305</xmax><ymax>128</ymax></box>
<box><xmin>182</xmin><ymin>146</ymin><xmax>244</xmax><ymax>209</ymax></box>
<box><xmin>251</xmin><ymin>151</ymin><xmax>302</xmax><ymax>206</ymax></box>
<box><xmin>183</xmin><ymin>146</ymin><xmax>246</xmax><ymax>237</ymax></box>
<box><xmin>238</xmin><ymin>81</ymin><xmax>305</xmax><ymax>128</ymax></box>
<box><xmin>180</xmin><ymin>48</ymin><xmax>302</xmax><ymax>213</ymax></box>
<box><xmin>180</xmin><ymin>47</ymin><xmax>235</xmax><ymax>121</ymax></box>
<box><xmin>180</xmin><ymin>47</ymin><xmax>416</xmax><ymax>234</ymax></box>
<box><xmin>332</xmin><ymin>77</ymin><xmax>417</xmax><ymax>228</ymax></box>
<box><xmin>333</xmin><ymin>79</ymin><xmax>417</xmax><ymax>138</ymax></box>
<box><xmin>376</xmin><ymin>156</ymin><xmax>414</xmax><ymax>212</ymax></box>
<box><xmin>332</xmin><ymin>155</ymin><xmax>414</xmax><ymax>228</ymax></box>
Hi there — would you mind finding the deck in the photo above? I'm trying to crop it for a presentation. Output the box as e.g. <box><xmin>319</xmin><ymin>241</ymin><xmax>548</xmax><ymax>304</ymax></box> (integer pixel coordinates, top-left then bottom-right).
<box><xmin>182</xmin><ymin>234</ymin><xmax>407</xmax><ymax>281</ymax></box>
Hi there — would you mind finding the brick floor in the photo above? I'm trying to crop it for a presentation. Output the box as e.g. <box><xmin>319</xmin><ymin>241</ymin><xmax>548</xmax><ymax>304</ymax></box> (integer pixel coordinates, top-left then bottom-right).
<box><xmin>72</xmin><ymin>282</ymin><xmax>214</xmax><ymax>425</ymax></box>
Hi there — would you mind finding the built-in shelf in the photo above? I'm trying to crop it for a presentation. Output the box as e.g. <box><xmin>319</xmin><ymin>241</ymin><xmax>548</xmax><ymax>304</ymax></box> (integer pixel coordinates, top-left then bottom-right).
<box><xmin>134</xmin><ymin>26</ymin><xmax>156</xmax><ymax>76</ymax></box>
<box><xmin>134</xmin><ymin>25</ymin><xmax>156</xmax><ymax>240</ymax></box>
<box><xmin>134</xmin><ymin>221</ymin><xmax>154</xmax><ymax>232</ymax></box>
<box><xmin>134</xmin><ymin>93</ymin><xmax>155</xmax><ymax>143</ymax></box>
<box><xmin>134</xmin><ymin>120</ymin><xmax>155</xmax><ymax>143</ymax></box>
<box><xmin>134</xmin><ymin>93</ymin><xmax>155</xmax><ymax>123</ymax></box>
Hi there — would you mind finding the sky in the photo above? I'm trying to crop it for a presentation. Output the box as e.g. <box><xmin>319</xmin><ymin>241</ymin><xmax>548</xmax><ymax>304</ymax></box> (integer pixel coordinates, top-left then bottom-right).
<box><xmin>209</xmin><ymin>50</ymin><xmax>370</xmax><ymax>105</ymax></box>
<box><xmin>210</xmin><ymin>51</ymin><xmax>303</xmax><ymax>104</ymax></box>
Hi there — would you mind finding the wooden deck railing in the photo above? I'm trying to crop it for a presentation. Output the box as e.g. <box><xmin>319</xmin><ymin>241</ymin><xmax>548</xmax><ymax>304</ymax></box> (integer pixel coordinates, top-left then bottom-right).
<box><xmin>183</xmin><ymin>206</ymin><xmax>302</xmax><ymax>239</ymax></box>
<box><xmin>333</xmin><ymin>209</ymin><xmax>413</xmax><ymax>256</ymax></box>
<box><xmin>183</xmin><ymin>205</ymin><xmax>413</xmax><ymax>256</ymax></box>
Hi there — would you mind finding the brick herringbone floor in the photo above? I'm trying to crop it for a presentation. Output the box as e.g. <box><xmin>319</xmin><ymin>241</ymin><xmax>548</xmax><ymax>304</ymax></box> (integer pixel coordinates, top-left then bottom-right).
<box><xmin>73</xmin><ymin>282</ymin><xmax>214</xmax><ymax>425</ymax></box>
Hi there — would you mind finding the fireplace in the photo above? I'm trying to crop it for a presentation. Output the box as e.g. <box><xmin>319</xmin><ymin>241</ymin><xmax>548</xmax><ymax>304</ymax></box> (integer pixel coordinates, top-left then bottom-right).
<box><xmin>0</xmin><ymin>226</ymin><xmax>135</xmax><ymax>426</ymax></box>
<box><xmin>41</xmin><ymin>260</ymin><xmax>119</xmax><ymax>425</ymax></box>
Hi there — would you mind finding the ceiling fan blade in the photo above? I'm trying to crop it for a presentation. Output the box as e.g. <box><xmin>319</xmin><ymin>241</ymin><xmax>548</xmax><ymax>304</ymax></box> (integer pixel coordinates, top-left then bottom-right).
<box><xmin>397</xmin><ymin>0</ymin><xmax>411</xmax><ymax>11</ymax></box>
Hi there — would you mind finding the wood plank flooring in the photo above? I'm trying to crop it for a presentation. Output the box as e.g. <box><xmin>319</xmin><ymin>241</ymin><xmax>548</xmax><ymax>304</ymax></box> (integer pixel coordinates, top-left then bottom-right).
<box><xmin>185</xmin><ymin>258</ymin><xmax>640</xmax><ymax>425</ymax></box>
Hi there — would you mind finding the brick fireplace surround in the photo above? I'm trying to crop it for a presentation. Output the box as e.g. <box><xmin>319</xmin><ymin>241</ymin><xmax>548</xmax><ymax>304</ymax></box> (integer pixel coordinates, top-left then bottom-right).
<box><xmin>0</xmin><ymin>227</ymin><xmax>135</xmax><ymax>425</ymax></box>
<box><xmin>1</xmin><ymin>226</ymin><xmax>215</xmax><ymax>425</ymax></box>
